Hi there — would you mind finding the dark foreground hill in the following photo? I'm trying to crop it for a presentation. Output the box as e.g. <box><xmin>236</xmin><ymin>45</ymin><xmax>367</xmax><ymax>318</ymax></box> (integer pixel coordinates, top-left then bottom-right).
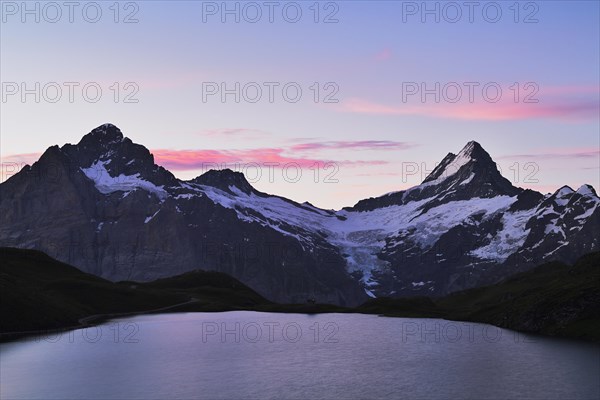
<box><xmin>1</xmin><ymin>248</ymin><xmax>598</xmax><ymax>342</ymax></box>
<box><xmin>0</xmin><ymin>247</ymin><xmax>270</xmax><ymax>338</ymax></box>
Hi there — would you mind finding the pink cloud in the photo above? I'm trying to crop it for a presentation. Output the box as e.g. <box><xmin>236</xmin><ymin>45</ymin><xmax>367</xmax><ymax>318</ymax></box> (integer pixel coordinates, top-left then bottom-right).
<box><xmin>374</xmin><ymin>48</ymin><xmax>392</xmax><ymax>61</ymax></box>
<box><xmin>290</xmin><ymin>140</ymin><xmax>416</xmax><ymax>152</ymax></box>
<box><xmin>1</xmin><ymin>152</ymin><xmax>41</xmax><ymax>165</ymax></box>
<box><xmin>541</xmin><ymin>85</ymin><xmax>600</xmax><ymax>96</ymax></box>
<box><xmin>152</xmin><ymin>148</ymin><xmax>388</xmax><ymax>171</ymax></box>
<box><xmin>497</xmin><ymin>147</ymin><xmax>600</xmax><ymax>160</ymax></box>
<box><xmin>152</xmin><ymin>139</ymin><xmax>414</xmax><ymax>171</ymax></box>
<box><xmin>1</xmin><ymin>153</ymin><xmax>41</xmax><ymax>181</ymax></box>
<box><xmin>338</xmin><ymin>97</ymin><xmax>599</xmax><ymax>122</ymax></box>
<box><xmin>1</xmin><ymin>138</ymin><xmax>401</xmax><ymax>180</ymax></box>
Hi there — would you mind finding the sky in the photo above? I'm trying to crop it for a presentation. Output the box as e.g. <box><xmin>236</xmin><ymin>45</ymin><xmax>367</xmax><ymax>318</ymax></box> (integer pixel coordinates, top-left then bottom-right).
<box><xmin>1</xmin><ymin>0</ymin><xmax>599</xmax><ymax>209</ymax></box>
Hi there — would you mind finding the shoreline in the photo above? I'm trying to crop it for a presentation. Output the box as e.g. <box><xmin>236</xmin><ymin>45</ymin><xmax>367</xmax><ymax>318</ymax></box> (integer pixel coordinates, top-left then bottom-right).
<box><xmin>2</xmin><ymin>302</ymin><xmax>597</xmax><ymax>345</ymax></box>
<box><xmin>0</xmin><ymin>298</ymin><xmax>202</xmax><ymax>342</ymax></box>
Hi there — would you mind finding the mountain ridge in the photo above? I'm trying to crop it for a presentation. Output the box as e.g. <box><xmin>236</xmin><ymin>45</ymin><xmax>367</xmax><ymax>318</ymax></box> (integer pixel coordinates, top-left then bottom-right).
<box><xmin>5</xmin><ymin>123</ymin><xmax>594</xmax><ymax>210</ymax></box>
<box><xmin>1</xmin><ymin>123</ymin><xmax>598</xmax><ymax>305</ymax></box>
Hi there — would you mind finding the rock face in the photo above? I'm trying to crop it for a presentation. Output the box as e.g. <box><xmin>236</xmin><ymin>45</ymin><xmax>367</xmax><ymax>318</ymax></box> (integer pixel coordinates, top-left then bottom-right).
<box><xmin>1</xmin><ymin>124</ymin><xmax>598</xmax><ymax>304</ymax></box>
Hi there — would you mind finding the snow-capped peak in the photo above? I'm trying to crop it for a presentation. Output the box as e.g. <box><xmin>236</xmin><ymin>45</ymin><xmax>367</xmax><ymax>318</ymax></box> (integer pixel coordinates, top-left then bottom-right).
<box><xmin>452</xmin><ymin>140</ymin><xmax>489</xmax><ymax>165</ymax></box>
<box><xmin>444</xmin><ymin>140</ymin><xmax>482</xmax><ymax>171</ymax></box>
<box><xmin>555</xmin><ymin>185</ymin><xmax>575</xmax><ymax>198</ymax></box>
<box><xmin>544</xmin><ymin>186</ymin><xmax>576</xmax><ymax>207</ymax></box>
<box><xmin>421</xmin><ymin>141</ymin><xmax>489</xmax><ymax>186</ymax></box>
<box><xmin>459</xmin><ymin>140</ymin><xmax>482</xmax><ymax>157</ymax></box>
<box><xmin>576</xmin><ymin>184</ymin><xmax>598</xmax><ymax>198</ymax></box>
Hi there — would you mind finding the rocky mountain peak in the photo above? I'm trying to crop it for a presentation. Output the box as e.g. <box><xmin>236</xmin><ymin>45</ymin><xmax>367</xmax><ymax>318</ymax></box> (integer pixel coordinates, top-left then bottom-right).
<box><xmin>422</xmin><ymin>140</ymin><xmax>494</xmax><ymax>185</ymax></box>
<box><xmin>417</xmin><ymin>140</ymin><xmax>520</xmax><ymax>203</ymax></box>
<box><xmin>461</xmin><ymin>140</ymin><xmax>487</xmax><ymax>157</ymax></box>
<box><xmin>66</xmin><ymin>123</ymin><xmax>132</xmax><ymax>167</ymax></box>
<box><xmin>347</xmin><ymin>141</ymin><xmax>521</xmax><ymax>212</ymax></box>
<box><xmin>78</xmin><ymin>123</ymin><xmax>124</xmax><ymax>148</ymax></box>
<box><xmin>58</xmin><ymin>124</ymin><xmax>177</xmax><ymax>189</ymax></box>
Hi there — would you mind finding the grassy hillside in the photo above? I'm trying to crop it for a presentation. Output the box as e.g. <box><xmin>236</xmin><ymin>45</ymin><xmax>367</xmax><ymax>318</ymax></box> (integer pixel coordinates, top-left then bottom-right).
<box><xmin>358</xmin><ymin>252</ymin><xmax>600</xmax><ymax>341</ymax></box>
<box><xmin>0</xmin><ymin>247</ymin><xmax>271</xmax><ymax>338</ymax></box>
<box><xmin>439</xmin><ymin>252</ymin><xmax>600</xmax><ymax>341</ymax></box>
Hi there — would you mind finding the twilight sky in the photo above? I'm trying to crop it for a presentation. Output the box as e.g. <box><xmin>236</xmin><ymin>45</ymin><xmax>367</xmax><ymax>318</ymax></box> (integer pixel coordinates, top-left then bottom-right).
<box><xmin>1</xmin><ymin>0</ymin><xmax>599</xmax><ymax>209</ymax></box>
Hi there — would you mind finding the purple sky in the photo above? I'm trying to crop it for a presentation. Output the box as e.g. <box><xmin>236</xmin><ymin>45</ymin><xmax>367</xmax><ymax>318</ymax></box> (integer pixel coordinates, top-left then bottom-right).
<box><xmin>1</xmin><ymin>1</ymin><xmax>599</xmax><ymax>209</ymax></box>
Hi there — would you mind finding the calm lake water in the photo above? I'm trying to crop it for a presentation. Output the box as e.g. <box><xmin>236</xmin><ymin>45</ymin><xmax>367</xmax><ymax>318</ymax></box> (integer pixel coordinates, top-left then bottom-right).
<box><xmin>1</xmin><ymin>312</ymin><xmax>599</xmax><ymax>400</ymax></box>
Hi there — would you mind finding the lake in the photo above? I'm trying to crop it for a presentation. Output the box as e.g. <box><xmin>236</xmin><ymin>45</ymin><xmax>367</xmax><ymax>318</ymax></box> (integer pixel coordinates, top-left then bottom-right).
<box><xmin>1</xmin><ymin>312</ymin><xmax>598</xmax><ymax>399</ymax></box>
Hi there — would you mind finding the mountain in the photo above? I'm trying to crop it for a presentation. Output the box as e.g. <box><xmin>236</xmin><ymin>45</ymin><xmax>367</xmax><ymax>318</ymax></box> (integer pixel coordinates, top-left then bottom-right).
<box><xmin>336</xmin><ymin>140</ymin><xmax>598</xmax><ymax>298</ymax></box>
<box><xmin>0</xmin><ymin>124</ymin><xmax>363</xmax><ymax>306</ymax></box>
<box><xmin>1</xmin><ymin>124</ymin><xmax>598</xmax><ymax>304</ymax></box>
<box><xmin>347</xmin><ymin>141</ymin><xmax>520</xmax><ymax>212</ymax></box>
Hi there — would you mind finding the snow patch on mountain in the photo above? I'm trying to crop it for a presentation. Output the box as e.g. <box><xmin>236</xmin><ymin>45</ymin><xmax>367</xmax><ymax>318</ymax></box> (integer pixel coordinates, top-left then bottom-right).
<box><xmin>575</xmin><ymin>204</ymin><xmax>598</xmax><ymax>220</ymax></box>
<box><xmin>194</xmin><ymin>183</ymin><xmax>336</xmax><ymax>246</ymax></box>
<box><xmin>405</xmin><ymin>196</ymin><xmax>516</xmax><ymax>248</ymax></box>
<box><xmin>144</xmin><ymin>209</ymin><xmax>160</xmax><ymax>224</ymax></box>
<box><xmin>81</xmin><ymin>160</ymin><xmax>168</xmax><ymax>200</ymax></box>
<box><xmin>470</xmin><ymin>207</ymin><xmax>536</xmax><ymax>262</ymax></box>
<box><xmin>423</xmin><ymin>142</ymin><xmax>478</xmax><ymax>186</ymax></box>
<box><xmin>460</xmin><ymin>173</ymin><xmax>475</xmax><ymax>185</ymax></box>
<box><xmin>545</xmin><ymin>220</ymin><xmax>566</xmax><ymax>239</ymax></box>
<box><xmin>331</xmin><ymin>195</ymin><xmax>518</xmax><ymax>283</ymax></box>
<box><xmin>553</xmin><ymin>186</ymin><xmax>575</xmax><ymax>206</ymax></box>
<box><xmin>576</xmin><ymin>184</ymin><xmax>597</xmax><ymax>197</ymax></box>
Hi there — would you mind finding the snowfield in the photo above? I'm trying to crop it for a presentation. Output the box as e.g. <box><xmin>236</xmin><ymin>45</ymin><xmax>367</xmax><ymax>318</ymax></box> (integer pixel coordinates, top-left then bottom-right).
<box><xmin>81</xmin><ymin>160</ymin><xmax>168</xmax><ymax>201</ymax></box>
